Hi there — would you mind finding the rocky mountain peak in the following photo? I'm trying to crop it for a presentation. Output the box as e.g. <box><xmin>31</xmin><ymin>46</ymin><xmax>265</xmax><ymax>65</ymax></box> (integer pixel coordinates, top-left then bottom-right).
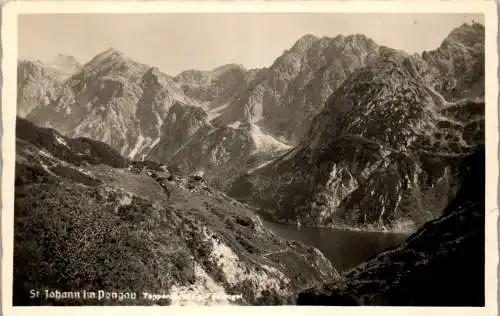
<box><xmin>101</xmin><ymin>46</ymin><xmax>124</xmax><ymax>57</ymax></box>
<box><xmin>213</xmin><ymin>31</ymin><xmax>382</xmax><ymax>144</ymax></box>
<box><xmin>22</xmin><ymin>46</ymin><xmax>200</xmax><ymax>161</ymax></box>
<box><xmin>169</xmin><ymin>101</ymin><xmax>209</xmax><ymax>121</ymax></box>
<box><xmin>421</xmin><ymin>22</ymin><xmax>484</xmax><ymax>101</ymax></box>
<box><xmin>84</xmin><ymin>47</ymin><xmax>128</xmax><ymax>71</ymax></box>
<box><xmin>290</xmin><ymin>34</ymin><xmax>320</xmax><ymax>53</ymax></box>
<box><xmin>343</xmin><ymin>33</ymin><xmax>376</xmax><ymax>46</ymax></box>
<box><xmin>176</xmin><ymin>64</ymin><xmax>247</xmax><ymax>83</ymax></box>
<box><xmin>441</xmin><ymin>22</ymin><xmax>485</xmax><ymax>48</ymax></box>
<box><xmin>173</xmin><ymin>62</ymin><xmax>253</xmax><ymax>108</ymax></box>
<box><xmin>174</xmin><ymin>69</ymin><xmax>201</xmax><ymax>80</ymax></box>
<box><xmin>17</xmin><ymin>59</ymin><xmax>65</xmax><ymax>117</ymax></box>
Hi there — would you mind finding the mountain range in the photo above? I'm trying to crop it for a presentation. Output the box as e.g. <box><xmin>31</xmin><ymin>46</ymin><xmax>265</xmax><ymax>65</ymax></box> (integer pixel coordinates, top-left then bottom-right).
<box><xmin>14</xmin><ymin>21</ymin><xmax>486</xmax><ymax>306</ymax></box>
<box><xmin>17</xmin><ymin>23</ymin><xmax>484</xmax><ymax>231</ymax></box>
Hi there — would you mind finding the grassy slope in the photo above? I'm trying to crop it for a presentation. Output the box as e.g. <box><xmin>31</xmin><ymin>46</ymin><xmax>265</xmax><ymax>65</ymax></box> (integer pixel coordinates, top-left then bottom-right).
<box><xmin>13</xmin><ymin>120</ymin><xmax>338</xmax><ymax>306</ymax></box>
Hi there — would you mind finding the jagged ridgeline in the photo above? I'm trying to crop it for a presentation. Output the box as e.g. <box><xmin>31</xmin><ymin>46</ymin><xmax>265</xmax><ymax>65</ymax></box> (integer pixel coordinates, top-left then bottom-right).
<box><xmin>17</xmin><ymin>32</ymin><xmax>382</xmax><ymax>193</ymax></box>
<box><xmin>14</xmin><ymin>118</ymin><xmax>338</xmax><ymax>306</ymax></box>
<box><xmin>18</xmin><ymin>23</ymin><xmax>483</xmax><ymax>231</ymax></box>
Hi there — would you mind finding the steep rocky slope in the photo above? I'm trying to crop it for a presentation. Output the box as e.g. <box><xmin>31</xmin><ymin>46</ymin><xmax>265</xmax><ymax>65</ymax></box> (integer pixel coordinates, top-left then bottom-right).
<box><xmin>296</xmin><ymin>147</ymin><xmax>485</xmax><ymax>306</ymax></box>
<box><xmin>13</xmin><ymin>118</ymin><xmax>338</xmax><ymax>306</ymax></box>
<box><xmin>174</xmin><ymin>64</ymin><xmax>260</xmax><ymax>108</ymax></box>
<box><xmin>25</xmin><ymin>48</ymin><xmax>197</xmax><ymax>160</ymax></box>
<box><xmin>145</xmin><ymin>34</ymin><xmax>381</xmax><ymax>189</ymax></box>
<box><xmin>16</xmin><ymin>117</ymin><xmax>129</xmax><ymax>169</ymax></box>
<box><xmin>229</xmin><ymin>23</ymin><xmax>484</xmax><ymax>231</ymax></box>
<box><xmin>167</xmin><ymin>120</ymin><xmax>292</xmax><ymax>191</ymax></box>
<box><xmin>145</xmin><ymin>103</ymin><xmax>292</xmax><ymax>191</ymax></box>
<box><xmin>213</xmin><ymin>34</ymin><xmax>380</xmax><ymax>143</ymax></box>
<box><xmin>420</xmin><ymin>23</ymin><xmax>485</xmax><ymax>101</ymax></box>
<box><xmin>146</xmin><ymin>102</ymin><xmax>212</xmax><ymax>160</ymax></box>
<box><xmin>17</xmin><ymin>62</ymin><xmax>64</xmax><ymax>118</ymax></box>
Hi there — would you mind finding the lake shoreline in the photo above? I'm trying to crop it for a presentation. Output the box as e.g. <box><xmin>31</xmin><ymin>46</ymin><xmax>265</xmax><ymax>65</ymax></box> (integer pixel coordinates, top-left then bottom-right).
<box><xmin>254</xmin><ymin>214</ymin><xmax>417</xmax><ymax>235</ymax></box>
<box><xmin>258</xmin><ymin>215</ymin><xmax>411</xmax><ymax>272</ymax></box>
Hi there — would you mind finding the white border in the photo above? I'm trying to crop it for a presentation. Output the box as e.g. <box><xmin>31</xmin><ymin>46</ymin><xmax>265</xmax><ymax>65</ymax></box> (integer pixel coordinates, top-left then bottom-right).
<box><xmin>2</xmin><ymin>1</ymin><xmax>498</xmax><ymax>316</ymax></box>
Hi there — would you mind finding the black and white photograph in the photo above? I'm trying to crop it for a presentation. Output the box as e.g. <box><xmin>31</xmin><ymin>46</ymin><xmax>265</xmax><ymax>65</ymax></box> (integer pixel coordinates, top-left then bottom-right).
<box><xmin>3</xmin><ymin>2</ymin><xmax>496</xmax><ymax>310</ymax></box>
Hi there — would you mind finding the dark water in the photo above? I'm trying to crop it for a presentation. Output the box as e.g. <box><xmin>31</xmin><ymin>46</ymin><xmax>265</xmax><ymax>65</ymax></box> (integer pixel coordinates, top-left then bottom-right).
<box><xmin>262</xmin><ymin>220</ymin><xmax>409</xmax><ymax>272</ymax></box>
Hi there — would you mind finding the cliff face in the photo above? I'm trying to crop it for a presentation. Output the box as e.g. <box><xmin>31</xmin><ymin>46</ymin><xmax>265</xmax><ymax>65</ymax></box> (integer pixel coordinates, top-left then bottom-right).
<box><xmin>14</xmin><ymin>118</ymin><xmax>338</xmax><ymax>306</ymax></box>
<box><xmin>229</xmin><ymin>24</ymin><xmax>484</xmax><ymax>231</ymax></box>
<box><xmin>421</xmin><ymin>23</ymin><xmax>485</xmax><ymax>101</ymax></box>
<box><xmin>17</xmin><ymin>54</ymin><xmax>82</xmax><ymax>118</ymax></box>
<box><xmin>213</xmin><ymin>34</ymin><xmax>380</xmax><ymax>143</ymax></box>
<box><xmin>296</xmin><ymin>148</ymin><xmax>485</xmax><ymax>306</ymax></box>
<box><xmin>146</xmin><ymin>102</ymin><xmax>212</xmax><ymax>160</ymax></box>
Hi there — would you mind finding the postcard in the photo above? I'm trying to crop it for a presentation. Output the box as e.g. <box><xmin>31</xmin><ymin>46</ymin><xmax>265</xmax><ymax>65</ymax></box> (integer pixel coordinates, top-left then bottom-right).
<box><xmin>1</xmin><ymin>1</ymin><xmax>498</xmax><ymax>315</ymax></box>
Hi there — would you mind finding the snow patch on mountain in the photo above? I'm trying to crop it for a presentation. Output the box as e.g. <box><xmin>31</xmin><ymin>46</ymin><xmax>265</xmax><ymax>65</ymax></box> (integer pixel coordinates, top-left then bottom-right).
<box><xmin>248</xmin><ymin>160</ymin><xmax>273</xmax><ymax>174</ymax></box>
<box><xmin>128</xmin><ymin>135</ymin><xmax>145</xmax><ymax>159</ymax></box>
<box><xmin>150</xmin><ymin>137</ymin><xmax>161</xmax><ymax>149</ymax></box>
<box><xmin>53</xmin><ymin>133</ymin><xmax>69</xmax><ymax>149</ymax></box>
<box><xmin>208</xmin><ymin>102</ymin><xmax>230</xmax><ymax>121</ymax></box>
<box><xmin>227</xmin><ymin>120</ymin><xmax>242</xmax><ymax>129</ymax></box>
<box><xmin>249</xmin><ymin>124</ymin><xmax>292</xmax><ymax>154</ymax></box>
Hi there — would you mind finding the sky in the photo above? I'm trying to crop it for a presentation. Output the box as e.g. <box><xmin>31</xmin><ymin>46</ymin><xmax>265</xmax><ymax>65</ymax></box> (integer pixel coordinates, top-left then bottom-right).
<box><xmin>18</xmin><ymin>13</ymin><xmax>484</xmax><ymax>76</ymax></box>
